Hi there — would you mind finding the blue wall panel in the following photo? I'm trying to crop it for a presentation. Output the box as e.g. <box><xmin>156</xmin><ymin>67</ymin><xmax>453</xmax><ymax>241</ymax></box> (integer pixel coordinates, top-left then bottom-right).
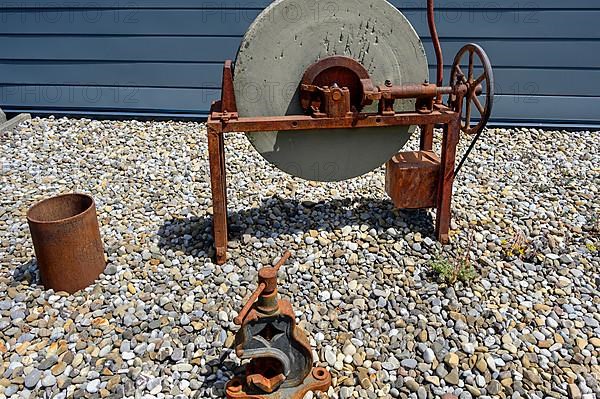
<box><xmin>0</xmin><ymin>0</ymin><xmax>598</xmax><ymax>125</ymax></box>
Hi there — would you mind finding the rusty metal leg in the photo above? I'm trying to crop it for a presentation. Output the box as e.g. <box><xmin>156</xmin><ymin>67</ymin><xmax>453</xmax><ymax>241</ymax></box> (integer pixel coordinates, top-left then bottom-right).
<box><xmin>435</xmin><ymin>116</ymin><xmax>460</xmax><ymax>244</ymax></box>
<box><xmin>420</xmin><ymin>124</ymin><xmax>434</xmax><ymax>151</ymax></box>
<box><xmin>219</xmin><ymin>128</ymin><xmax>228</xmax><ymax>214</ymax></box>
<box><xmin>208</xmin><ymin>123</ymin><xmax>228</xmax><ymax>265</ymax></box>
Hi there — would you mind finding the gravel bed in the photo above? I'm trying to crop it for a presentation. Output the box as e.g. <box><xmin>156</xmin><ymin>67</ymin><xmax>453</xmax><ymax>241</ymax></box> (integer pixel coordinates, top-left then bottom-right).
<box><xmin>0</xmin><ymin>117</ymin><xmax>599</xmax><ymax>399</ymax></box>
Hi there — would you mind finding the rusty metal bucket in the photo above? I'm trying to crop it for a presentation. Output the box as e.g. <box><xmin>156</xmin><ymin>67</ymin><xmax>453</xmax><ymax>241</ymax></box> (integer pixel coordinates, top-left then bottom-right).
<box><xmin>27</xmin><ymin>193</ymin><xmax>106</xmax><ymax>293</ymax></box>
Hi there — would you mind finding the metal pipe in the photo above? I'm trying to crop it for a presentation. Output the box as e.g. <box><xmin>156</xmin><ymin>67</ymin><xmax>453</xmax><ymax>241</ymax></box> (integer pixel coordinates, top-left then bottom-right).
<box><xmin>388</xmin><ymin>84</ymin><xmax>453</xmax><ymax>99</ymax></box>
<box><xmin>27</xmin><ymin>193</ymin><xmax>106</xmax><ymax>293</ymax></box>
<box><xmin>427</xmin><ymin>0</ymin><xmax>444</xmax><ymax>103</ymax></box>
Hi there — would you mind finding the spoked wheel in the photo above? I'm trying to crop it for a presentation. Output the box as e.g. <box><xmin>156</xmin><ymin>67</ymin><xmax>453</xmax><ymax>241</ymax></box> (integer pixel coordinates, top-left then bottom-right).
<box><xmin>450</xmin><ymin>43</ymin><xmax>494</xmax><ymax>135</ymax></box>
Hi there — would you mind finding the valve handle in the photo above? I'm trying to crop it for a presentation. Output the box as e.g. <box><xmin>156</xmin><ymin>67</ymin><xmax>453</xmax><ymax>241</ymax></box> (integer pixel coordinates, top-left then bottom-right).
<box><xmin>234</xmin><ymin>251</ymin><xmax>291</xmax><ymax>325</ymax></box>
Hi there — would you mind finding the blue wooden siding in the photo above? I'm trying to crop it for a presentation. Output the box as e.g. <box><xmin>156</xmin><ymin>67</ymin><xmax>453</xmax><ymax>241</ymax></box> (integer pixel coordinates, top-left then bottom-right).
<box><xmin>0</xmin><ymin>1</ymin><xmax>598</xmax><ymax>126</ymax></box>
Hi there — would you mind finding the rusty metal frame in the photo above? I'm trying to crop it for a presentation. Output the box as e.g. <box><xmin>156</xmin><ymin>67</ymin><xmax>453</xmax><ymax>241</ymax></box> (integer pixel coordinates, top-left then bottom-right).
<box><xmin>207</xmin><ymin>96</ymin><xmax>463</xmax><ymax>264</ymax></box>
<box><xmin>206</xmin><ymin>0</ymin><xmax>479</xmax><ymax>265</ymax></box>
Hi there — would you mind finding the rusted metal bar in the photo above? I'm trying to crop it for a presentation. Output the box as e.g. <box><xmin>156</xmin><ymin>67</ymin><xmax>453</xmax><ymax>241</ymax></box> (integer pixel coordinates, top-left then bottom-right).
<box><xmin>27</xmin><ymin>193</ymin><xmax>105</xmax><ymax>293</ymax></box>
<box><xmin>234</xmin><ymin>283</ymin><xmax>266</xmax><ymax>325</ymax></box>
<box><xmin>435</xmin><ymin>96</ymin><xmax>463</xmax><ymax>243</ymax></box>
<box><xmin>220</xmin><ymin>60</ymin><xmax>238</xmax><ymax>119</ymax></box>
<box><xmin>207</xmin><ymin>122</ymin><xmax>228</xmax><ymax>265</ymax></box>
<box><xmin>388</xmin><ymin>83</ymin><xmax>452</xmax><ymax>99</ymax></box>
<box><xmin>273</xmin><ymin>250</ymin><xmax>291</xmax><ymax>271</ymax></box>
<box><xmin>219</xmin><ymin>125</ymin><xmax>229</xmax><ymax>225</ymax></box>
<box><xmin>428</xmin><ymin>0</ymin><xmax>444</xmax><ymax>103</ymax></box>
<box><xmin>217</xmin><ymin>109</ymin><xmax>457</xmax><ymax>133</ymax></box>
<box><xmin>420</xmin><ymin>124</ymin><xmax>434</xmax><ymax>151</ymax></box>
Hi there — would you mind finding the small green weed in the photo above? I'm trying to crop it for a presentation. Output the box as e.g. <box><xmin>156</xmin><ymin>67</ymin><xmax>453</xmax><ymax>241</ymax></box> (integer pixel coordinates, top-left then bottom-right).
<box><xmin>430</xmin><ymin>256</ymin><xmax>477</xmax><ymax>284</ymax></box>
<box><xmin>429</xmin><ymin>234</ymin><xmax>478</xmax><ymax>285</ymax></box>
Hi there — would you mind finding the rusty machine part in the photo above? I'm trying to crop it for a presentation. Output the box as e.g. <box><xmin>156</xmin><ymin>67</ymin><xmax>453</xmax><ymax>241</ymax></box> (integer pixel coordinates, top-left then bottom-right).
<box><xmin>226</xmin><ymin>251</ymin><xmax>332</xmax><ymax>399</ymax></box>
<box><xmin>207</xmin><ymin>0</ymin><xmax>494</xmax><ymax>264</ymax></box>
<box><xmin>27</xmin><ymin>193</ymin><xmax>106</xmax><ymax>293</ymax></box>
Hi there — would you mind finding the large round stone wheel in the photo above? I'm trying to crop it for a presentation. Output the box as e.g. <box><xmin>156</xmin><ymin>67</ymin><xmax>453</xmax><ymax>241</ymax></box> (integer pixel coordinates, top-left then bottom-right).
<box><xmin>234</xmin><ymin>0</ymin><xmax>428</xmax><ymax>182</ymax></box>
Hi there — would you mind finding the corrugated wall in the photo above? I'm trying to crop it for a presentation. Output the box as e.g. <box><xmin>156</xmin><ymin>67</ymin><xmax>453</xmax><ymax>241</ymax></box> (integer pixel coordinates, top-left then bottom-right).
<box><xmin>0</xmin><ymin>1</ymin><xmax>598</xmax><ymax>126</ymax></box>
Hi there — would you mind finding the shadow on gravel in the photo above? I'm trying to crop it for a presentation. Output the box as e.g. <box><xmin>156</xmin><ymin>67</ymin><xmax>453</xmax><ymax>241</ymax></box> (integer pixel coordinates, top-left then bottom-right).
<box><xmin>11</xmin><ymin>259</ymin><xmax>40</xmax><ymax>286</ymax></box>
<box><xmin>198</xmin><ymin>355</ymin><xmax>242</xmax><ymax>398</ymax></box>
<box><xmin>157</xmin><ymin>196</ymin><xmax>434</xmax><ymax>256</ymax></box>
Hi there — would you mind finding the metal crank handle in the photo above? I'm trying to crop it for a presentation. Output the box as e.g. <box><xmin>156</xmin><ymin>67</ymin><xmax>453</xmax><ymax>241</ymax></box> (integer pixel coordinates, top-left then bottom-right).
<box><xmin>234</xmin><ymin>282</ymin><xmax>266</xmax><ymax>325</ymax></box>
<box><xmin>273</xmin><ymin>250</ymin><xmax>291</xmax><ymax>271</ymax></box>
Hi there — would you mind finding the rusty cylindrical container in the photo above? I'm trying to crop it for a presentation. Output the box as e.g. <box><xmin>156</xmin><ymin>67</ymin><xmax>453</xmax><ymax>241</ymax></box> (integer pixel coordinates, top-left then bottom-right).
<box><xmin>27</xmin><ymin>193</ymin><xmax>106</xmax><ymax>293</ymax></box>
